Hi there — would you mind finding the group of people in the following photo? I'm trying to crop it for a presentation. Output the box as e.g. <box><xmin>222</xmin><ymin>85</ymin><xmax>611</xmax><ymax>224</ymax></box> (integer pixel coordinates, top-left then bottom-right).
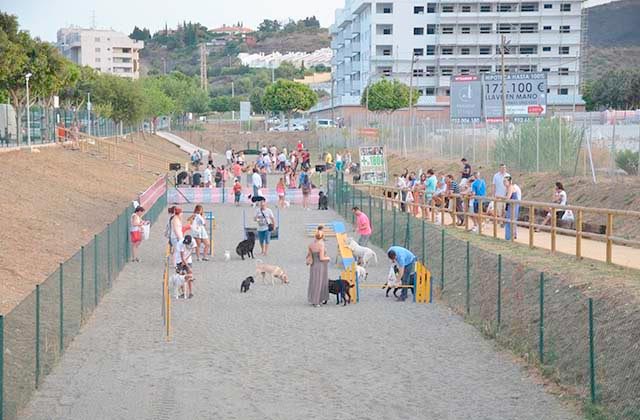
<box><xmin>322</xmin><ymin>150</ymin><xmax>353</xmax><ymax>173</ymax></box>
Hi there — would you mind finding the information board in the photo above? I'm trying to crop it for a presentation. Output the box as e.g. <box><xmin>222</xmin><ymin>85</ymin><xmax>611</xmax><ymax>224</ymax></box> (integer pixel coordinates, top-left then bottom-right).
<box><xmin>450</xmin><ymin>75</ymin><xmax>483</xmax><ymax>123</ymax></box>
<box><xmin>240</xmin><ymin>101</ymin><xmax>251</xmax><ymax>121</ymax></box>
<box><xmin>482</xmin><ymin>72</ymin><xmax>547</xmax><ymax>118</ymax></box>
<box><xmin>358</xmin><ymin>146</ymin><xmax>388</xmax><ymax>185</ymax></box>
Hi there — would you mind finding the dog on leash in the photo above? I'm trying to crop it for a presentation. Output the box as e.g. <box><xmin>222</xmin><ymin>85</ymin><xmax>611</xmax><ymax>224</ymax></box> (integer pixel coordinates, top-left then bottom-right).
<box><xmin>236</xmin><ymin>231</ymin><xmax>256</xmax><ymax>260</ymax></box>
<box><xmin>384</xmin><ymin>264</ymin><xmax>415</xmax><ymax>298</ymax></box>
<box><xmin>255</xmin><ymin>260</ymin><xmax>289</xmax><ymax>285</ymax></box>
<box><xmin>346</xmin><ymin>238</ymin><xmax>378</xmax><ymax>266</ymax></box>
<box><xmin>328</xmin><ymin>278</ymin><xmax>353</xmax><ymax>305</ymax></box>
<box><xmin>240</xmin><ymin>276</ymin><xmax>255</xmax><ymax>293</ymax></box>
<box><xmin>318</xmin><ymin>191</ymin><xmax>328</xmax><ymax>210</ymax></box>
<box><xmin>170</xmin><ymin>263</ymin><xmax>194</xmax><ymax>299</ymax></box>
<box><xmin>355</xmin><ymin>263</ymin><xmax>367</xmax><ymax>283</ymax></box>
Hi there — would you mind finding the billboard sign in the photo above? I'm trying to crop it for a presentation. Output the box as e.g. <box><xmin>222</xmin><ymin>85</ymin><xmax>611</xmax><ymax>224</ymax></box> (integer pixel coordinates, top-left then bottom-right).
<box><xmin>450</xmin><ymin>75</ymin><xmax>482</xmax><ymax>123</ymax></box>
<box><xmin>240</xmin><ymin>101</ymin><xmax>251</xmax><ymax>121</ymax></box>
<box><xmin>482</xmin><ymin>72</ymin><xmax>547</xmax><ymax>118</ymax></box>
<box><xmin>358</xmin><ymin>145</ymin><xmax>388</xmax><ymax>185</ymax></box>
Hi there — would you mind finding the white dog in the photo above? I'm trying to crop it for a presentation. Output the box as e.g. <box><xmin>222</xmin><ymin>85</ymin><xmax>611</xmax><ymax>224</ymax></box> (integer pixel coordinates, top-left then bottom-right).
<box><xmin>255</xmin><ymin>260</ymin><xmax>289</xmax><ymax>285</ymax></box>
<box><xmin>355</xmin><ymin>264</ymin><xmax>367</xmax><ymax>283</ymax></box>
<box><xmin>170</xmin><ymin>273</ymin><xmax>185</xmax><ymax>298</ymax></box>
<box><xmin>224</xmin><ymin>250</ymin><xmax>231</xmax><ymax>261</ymax></box>
<box><xmin>346</xmin><ymin>238</ymin><xmax>378</xmax><ymax>266</ymax></box>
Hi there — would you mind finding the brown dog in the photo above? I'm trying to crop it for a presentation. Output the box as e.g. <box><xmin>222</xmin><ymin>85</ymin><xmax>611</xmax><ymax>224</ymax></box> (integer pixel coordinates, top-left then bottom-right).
<box><xmin>255</xmin><ymin>260</ymin><xmax>289</xmax><ymax>285</ymax></box>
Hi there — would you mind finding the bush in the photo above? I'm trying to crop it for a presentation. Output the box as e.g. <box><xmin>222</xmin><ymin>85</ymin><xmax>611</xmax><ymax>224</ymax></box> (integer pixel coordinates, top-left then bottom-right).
<box><xmin>615</xmin><ymin>149</ymin><xmax>639</xmax><ymax>175</ymax></box>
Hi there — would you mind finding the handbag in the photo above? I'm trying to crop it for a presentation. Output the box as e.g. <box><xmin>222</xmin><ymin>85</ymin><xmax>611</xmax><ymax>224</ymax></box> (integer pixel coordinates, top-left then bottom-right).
<box><xmin>261</xmin><ymin>209</ymin><xmax>274</xmax><ymax>232</ymax></box>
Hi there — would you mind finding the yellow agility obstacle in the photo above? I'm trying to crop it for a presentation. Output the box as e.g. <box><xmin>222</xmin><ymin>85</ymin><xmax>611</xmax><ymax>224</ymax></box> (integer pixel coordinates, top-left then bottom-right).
<box><xmin>347</xmin><ymin>262</ymin><xmax>431</xmax><ymax>304</ymax></box>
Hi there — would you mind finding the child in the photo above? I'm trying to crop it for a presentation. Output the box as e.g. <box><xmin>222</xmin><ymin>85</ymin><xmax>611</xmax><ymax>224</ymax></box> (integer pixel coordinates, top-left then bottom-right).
<box><xmin>276</xmin><ymin>177</ymin><xmax>286</xmax><ymax>208</ymax></box>
<box><xmin>233</xmin><ymin>178</ymin><xmax>242</xmax><ymax>206</ymax></box>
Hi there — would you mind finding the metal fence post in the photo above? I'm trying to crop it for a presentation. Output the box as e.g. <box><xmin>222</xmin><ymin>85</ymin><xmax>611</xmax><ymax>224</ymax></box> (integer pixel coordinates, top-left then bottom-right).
<box><xmin>392</xmin><ymin>207</ymin><xmax>397</xmax><ymax>245</ymax></box>
<box><xmin>94</xmin><ymin>234</ymin><xmax>98</xmax><ymax>307</ymax></box>
<box><xmin>404</xmin><ymin>212</ymin><xmax>411</xmax><ymax>248</ymax></box>
<box><xmin>35</xmin><ymin>284</ymin><xmax>41</xmax><ymax>388</ymax></box>
<box><xmin>539</xmin><ymin>272</ymin><xmax>545</xmax><ymax>364</ymax></box>
<box><xmin>421</xmin><ymin>219</ymin><xmax>426</xmax><ymax>265</ymax></box>
<box><xmin>80</xmin><ymin>246</ymin><xmax>85</xmax><ymax>321</ymax></box>
<box><xmin>440</xmin><ymin>229</ymin><xmax>445</xmax><ymax>290</ymax></box>
<box><xmin>0</xmin><ymin>314</ymin><xmax>3</xmax><ymax>420</ymax></box>
<box><xmin>59</xmin><ymin>262</ymin><xmax>64</xmax><ymax>354</ymax></box>
<box><xmin>466</xmin><ymin>241</ymin><xmax>470</xmax><ymax>316</ymax></box>
<box><xmin>380</xmin><ymin>200</ymin><xmax>384</xmax><ymax>246</ymax></box>
<box><xmin>589</xmin><ymin>298</ymin><xmax>596</xmax><ymax>404</ymax></box>
<box><xmin>368</xmin><ymin>195</ymin><xmax>372</xmax><ymax>222</ymax></box>
<box><xmin>497</xmin><ymin>254</ymin><xmax>502</xmax><ymax>329</ymax></box>
<box><xmin>107</xmin><ymin>223</ymin><xmax>112</xmax><ymax>288</ymax></box>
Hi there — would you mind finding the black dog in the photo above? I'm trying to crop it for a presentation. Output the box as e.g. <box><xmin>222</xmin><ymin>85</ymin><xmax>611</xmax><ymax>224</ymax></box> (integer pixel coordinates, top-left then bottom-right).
<box><xmin>318</xmin><ymin>191</ymin><xmax>328</xmax><ymax>210</ymax></box>
<box><xmin>236</xmin><ymin>231</ymin><xmax>256</xmax><ymax>260</ymax></box>
<box><xmin>240</xmin><ymin>276</ymin><xmax>255</xmax><ymax>293</ymax></box>
<box><xmin>384</xmin><ymin>267</ymin><xmax>416</xmax><ymax>298</ymax></box>
<box><xmin>328</xmin><ymin>279</ymin><xmax>353</xmax><ymax>306</ymax></box>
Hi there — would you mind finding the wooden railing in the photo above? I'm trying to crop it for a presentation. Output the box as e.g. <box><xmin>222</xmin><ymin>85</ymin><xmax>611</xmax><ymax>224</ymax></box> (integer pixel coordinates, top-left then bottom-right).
<box><xmin>360</xmin><ymin>184</ymin><xmax>640</xmax><ymax>265</ymax></box>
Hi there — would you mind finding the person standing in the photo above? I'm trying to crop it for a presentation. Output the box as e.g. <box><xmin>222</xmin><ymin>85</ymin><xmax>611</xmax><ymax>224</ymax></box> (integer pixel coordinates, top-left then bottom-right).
<box><xmin>277</xmin><ymin>177</ymin><xmax>286</xmax><ymax>208</ymax></box>
<box><xmin>504</xmin><ymin>176</ymin><xmax>522</xmax><ymax>240</ymax></box>
<box><xmin>233</xmin><ymin>178</ymin><xmax>243</xmax><ymax>206</ymax></box>
<box><xmin>251</xmin><ymin>167</ymin><xmax>262</xmax><ymax>199</ymax></box>
<box><xmin>191</xmin><ymin>205</ymin><xmax>210</xmax><ymax>261</ymax></box>
<box><xmin>335</xmin><ymin>152</ymin><xmax>343</xmax><ymax>172</ymax></box>
<box><xmin>297</xmin><ymin>140</ymin><xmax>304</xmax><ymax>153</ymax></box>
<box><xmin>446</xmin><ymin>174</ymin><xmax>464</xmax><ymax>225</ymax></box>
<box><xmin>255</xmin><ymin>199</ymin><xmax>276</xmax><ymax>256</ymax></box>
<box><xmin>461</xmin><ymin>158</ymin><xmax>472</xmax><ymax>180</ymax></box>
<box><xmin>299</xmin><ymin>167</ymin><xmax>312</xmax><ymax>210</ymax></box>
<box><xmin>170</xmin><ymin>207</ymin><xmax>184</xmax><ymax>259</ymax></box>
<box><xmin>306</xmin><ymin>229</ymin><xmax>330</xmax><ymax>307</ymax></box>
<box><xmin>130</xmin><ymin>206</ymin><xmax>148</xmax><ymax>262</ymax></box>
<box><xmin>203</xmin><ymin>165</ymin><xmax>213</xmax><ymax>188</ymax></box>
<box><xmin>470</xmin><ymin>172</ymin><xmax>488</xmax><ymax>232</ymax></box>
<box><xmin>492</xmin><ymin>164</ymin><xmax>510</xmax><ymax>222</ymax></box>
<box><xmin>386</xmin><ymin>246</ymin><xmax>417</xmax><ymax>302</ymax></box>
<box><xmin>352</xmin><ymin>207</ymin><xmax>372</xmax><ymax>246</ymax></box>
<box><xmin>225</xmin><ymin>149</ymin><xmax>233</xmax><ymax>165</ymax></box>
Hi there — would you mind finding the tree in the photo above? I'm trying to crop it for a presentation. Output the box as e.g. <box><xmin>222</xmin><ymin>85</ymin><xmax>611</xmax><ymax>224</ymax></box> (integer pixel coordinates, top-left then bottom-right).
<box><xmin>361</xmin><ymin>79</ymin><xmax>418</xmax><ymax>112</ymax></box>
<box><xmin>257</xmin><ymin>19</ymin><xmax>281</xmax><ymax>33</ymax></box>
<box><xmin>130</xmin><ymin>26</ymin><xmax>151</xmax><ymax>41</ymax></box>
<box><xmin>262</xmin><ymin>80</ymin><xmax>317</xmax><ymax>125</ymax></box>
<box><xmin>583</xmin><ymin>70</ymin><xmax>640</xmax><ymax>110</ymax></box>
<box><xmin>249</xmin><ymin>88</ymin><xmax>264</xmax><ymax>114</ymax></box>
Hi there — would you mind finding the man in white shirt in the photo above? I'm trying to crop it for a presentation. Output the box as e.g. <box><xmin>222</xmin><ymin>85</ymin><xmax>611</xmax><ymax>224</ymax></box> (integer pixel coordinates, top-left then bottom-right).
<box><xmin>225</xmin><ymin>149</ymin><xmax>233</xmax><ymax>165</ymax></box>
<box><xmin>492</xmin><ymin>164</ymin><xmax>510</xmax><ymax>220</ymax></box>
<box><xmin>203</xmin><ymin>165</ymin><xmax>213</xmax><ymax>187</ymax></box>
<box><xmin>251</xmin><ymin>167</ymin><xmax>263</xmax><ymax>199</ymax></box>
<box><xmin>277</xmin><ymin>152</ymin><xmax>287</xmax><ymax>171</ymax></box>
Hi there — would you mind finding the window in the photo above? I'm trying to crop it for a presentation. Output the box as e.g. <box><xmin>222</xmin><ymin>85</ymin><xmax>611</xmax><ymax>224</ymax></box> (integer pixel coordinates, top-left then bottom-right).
<box><xmin>478</xmin><ymin>66</ymin><xmax>492</xmax><ymax>73</ymax></box>
<box><xmin>519</xmin><ymin>46</ymin><xmax>537</xmax><ymax>54</ymax></box>
<box><xmin>559</xmin><ymin>46</ymin><xmax>570</xmax><ymax>55</ymax></box>
<box><xmin>413</xmin><ymin>69</ymin><xmax>424</xmax><ymax>77</ymax></box>
<box><xmin>442</xmin><ymin>26</ymin><xmax>454</xmax><ymax>34</ymax></box>
<box><xmin>381</xmin><ymin>68</ymin><xmax>392</xmax><ymax>76</ymax></box>
<box><xmin>441</xmin><ymin>67</ymin><xmax>453</xmax><ymax>76</ymax></box>
<box><xmin>558</xmin><ymin>88</ymin><xmax>569</xmax><ymax>95</ymax></box>
<box><xmin>542</xmin><ymin>46</ymin><xmax>551</xmax><ymax>52</ymax></box>
<box><xmin>497</xmin><ymin>45</ymin><xmax>512</xmax><ymax>54</ymax></box>
<box><xmin>521</xmin><ymin>3</ymin><xmax>538</xmax><ymax>12</ymax></box>
<box><xmin>459</xmin><ymin>68</ymin><xmax>471</xmax><ymax>75</ymax></box>
<box><xmin>427</xmin><ymin>24</ymin><xmax>436</xmax><ymax>34</ymax></box>
<box><xmin>499</xmin><ymin>3</ymin><xmax>514</xmax><ymax>12</ymax></box>
<box><xmin>560</xmin><ymin>3</ymin><xmax>571</xmax><ymax>11</ymax></box>
<box><xmin>384</xmin><ymin>7</ymin><xmax>392</xmax><ymax>13</ymax></box>
<box><xmin>413</xmin><ymin>48</ymin><xmax>424</xmax><ymax>56</ymax></box>
<box><xmin>95</xmin><ymin>57</ymin><xmax>101</xmax><ymax>62</ymax></box>
<box><xmin>461</xmin><ymin>5</ymin><xmax>471</xmax><ymax>12</ymax></box>
<box><xmin>445</xmin><ymin>89</ymin><xmax>451</xmax><ymax>96</ymax></box>
<box><xmin>480</xmin><ymin>4</ymin><xmax>492</xmax><ymax>12</ymax></box>
<box><xmin>95</xmin><ymin>47</ymin><xmax>101</xmax><ymax>53</ymax></box>
<box><xmin>542</xmin><ymin>67</ymin><xmax>551</xmax><ymax>72</ymax></box>
<box><xmin>558</xmin><ymin>67</ymin><xmax>569</xmax><ymax>75</ymax></box>
<box><xmin>425</xmin><ymin>87</ymin><xmax>435</xmax><ymax>95</ymax></box>
<box><xmin>543</xmin><ymin>25</ymin><xmax>552</xmax><ymax>30</ymax></box>
<box><xmin>414</xmin><ymin>6</ymin><xmax>424</xmax><ymax>14</ymax></box>
<box><xmin>441</xmin><ymin>47</ymin><xmax>453</xmax><ymax>55</ymax></box>
<box><xmin>480</xmin><ymin>24</ymin><xmax>492</xmax><ymax>34</ymax></box>
<box><xmin>442</xmin><ymin>5</ymin><xmax>454</xmax><ymax>12</ymax></box>
<box><xmin>425</xmin><ymin>66</ymin><xmax>435</xmax><ymax>76</ymax></box>
<box><xmin>560</xmin><ymin>25</ymin><xmax>570</xmax><ymax>33</ymax></box>
<box><xmin>544</xmin><ymin>3</ymin><xmax>552</xmax><ymax>8</ymax></box>
<box><xmin>480</xmin><ymin>46</ymin><xmax>492</xmax><ymax>55</ymax></box>
<box><xmin>383</xmin><ymin>27</ymin><xmax>392</xmax><ymax>35</ymax></box>
<box><xmin>427</xmin><ymin>3</ymin><xmax>436</xmax><ymax>13</ymax></box>
<box><xmin>95</xmin><ymin>67</ymin><xmax>101</xmax><ymax>72</ymax></box>
<box><xmin>461</xmin><ymin>47</ymin><xmax>470</xmax><ymax>55</ymax></box>
<box><xmin>377</xmin><ymin>3</ymin><xmax>393</xmax><ymax>13</ymax></box>
<box><xmin>383</xmin><ymin>48</ymin><xmax>392</xmax><ymax>56</ymax></box>
<box><xmin>426</xmin><ymin>45</ymin><xmax>435</xmax><ymax>55</ymax></box>
<box><xmin>414</xmin><ymin>27</ymin><xmax>424</xmax><ymax>35</ymax></box>
<box><xmin>94</xmin><ymin>37</ymin><xmax>100</xmax><ymax>42</ymax></box>
<box><xmin>498</xmin><ymin>24</ymin><xmax>512</xmax><ymax>33</ymax></box>
<box><xmin>520</xmin><ymin>23</ymin><xmax>537</xmax><ymax>33</ymax></box>
<box><xmin>461</xmin><ymin>26</ymin><xmax>471</xmax><ymax>34</ymax></box>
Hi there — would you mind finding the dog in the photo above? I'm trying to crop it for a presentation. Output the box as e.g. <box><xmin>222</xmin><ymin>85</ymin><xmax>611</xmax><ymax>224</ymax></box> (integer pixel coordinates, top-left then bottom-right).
<box><xmin>240</xmin><ymin>276</ymin><xmax>255</xmax><ymax>293</ymax></box>
<box><xmin>355</xmin><ymin>264</ymin><xmax>368</xmax><ymax>283</ymax></box>
<box><xmin>171</xmin><ymin>263</ymin><xmax>194</xmax><ymax>299</ymax></box>
<box><xmin>236</xmin><ymin>231</ymin><xmax>256</xmax><ymax>260</ymax></box>
<box><xmin>224</xmin><ymin>250</ymin><xmax>231</xmax><ymax>261</ymax></box>
<box><xmin>328</xmin><ymin>278</ymin><xmax>353</xmax><ymax>306</ymax></box>
<box><xmin>283</xmin><ymin>200</ymin><xmax>291</xmax><ymax>208</ymax></box>
<box><xmin>318</xmin><ymin>191</ymin><xmax>329</xmax><ymax>210</ymax></box>
<box><xmin>255</xmin><ymin>260</ymin><xmax>289</xmax><ymax>285</ymax></box>
<box><xmin>346</xmin><ymin>238</ymin><xmax>378</xmax><ymax>266</ymax></box>
<box><xmin>384</xmin><ymin>265</ymin><xmax>415</xmax><ymax>298</ymax></box>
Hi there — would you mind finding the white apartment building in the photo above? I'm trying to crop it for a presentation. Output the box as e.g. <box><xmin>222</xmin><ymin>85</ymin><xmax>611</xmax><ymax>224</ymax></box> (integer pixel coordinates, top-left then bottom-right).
<box><xmin>57</xmin><ymin>27</ymin><xmax>144</xmax><ymax>79</ymax></box>
<box><xmin>330</xmin><ymin>0</ymin><xmax>584</xmax><ymax>108</ymax></box>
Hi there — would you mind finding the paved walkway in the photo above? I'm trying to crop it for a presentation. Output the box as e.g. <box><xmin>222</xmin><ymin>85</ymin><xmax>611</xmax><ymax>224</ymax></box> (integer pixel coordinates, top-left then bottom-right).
<box><xmin>20</xmin><ymin>205</ymin><xmax>579</xmax><ymax>420</ymax></box>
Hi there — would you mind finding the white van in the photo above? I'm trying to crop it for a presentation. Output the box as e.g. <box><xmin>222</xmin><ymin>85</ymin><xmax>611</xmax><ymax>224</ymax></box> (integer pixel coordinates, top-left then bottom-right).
<box><xmin>316</xmin><ymin>119</ymin><xmax>337</xmax><ymax>129</ymax></box>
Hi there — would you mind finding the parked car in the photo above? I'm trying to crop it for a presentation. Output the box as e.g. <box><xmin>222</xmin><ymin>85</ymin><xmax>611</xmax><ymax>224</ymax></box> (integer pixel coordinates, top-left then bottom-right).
<box><xmin>316</xmin><ymin>119</ymin><xmax>337</xmax><ymax>128</ymax></box>
<box><xmin>269</xmin><ymin>123</ymin><xmax>306</xmax><ymax>132</ymax></box>
<box><xmin>267</xmin><ymin>116</ymin><xmax>280</xmax><ymax>125</ymax></box>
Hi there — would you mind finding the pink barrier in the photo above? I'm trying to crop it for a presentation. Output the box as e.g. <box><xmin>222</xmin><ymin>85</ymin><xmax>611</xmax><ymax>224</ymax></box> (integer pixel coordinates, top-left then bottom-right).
<box><xmin>139</xmin><ymin>176</ymin><xmax>166</xmax><ymax>209</ymax></box>
<box><xmin>168</xmin><ymin>187</ymin><xmax>321</xmax><ymax>205</ymax></box>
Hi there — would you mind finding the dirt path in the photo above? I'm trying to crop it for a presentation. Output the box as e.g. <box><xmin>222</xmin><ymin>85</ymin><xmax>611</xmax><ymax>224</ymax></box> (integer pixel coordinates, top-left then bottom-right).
<box><xmin>20</xmin><ymin>205</ymin><xmax>578</xmax><ymax>420</ymax></box>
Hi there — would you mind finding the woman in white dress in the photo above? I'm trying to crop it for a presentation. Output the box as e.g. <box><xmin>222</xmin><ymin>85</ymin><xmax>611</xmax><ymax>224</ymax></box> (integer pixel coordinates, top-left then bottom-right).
<box><xmin>191</xmin><ymin>204</ymin><xmax>210</xmax><ymax>261</ymax></box>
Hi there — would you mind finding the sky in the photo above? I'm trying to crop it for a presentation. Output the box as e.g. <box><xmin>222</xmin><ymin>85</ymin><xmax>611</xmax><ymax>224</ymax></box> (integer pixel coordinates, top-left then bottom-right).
<box><xmin>1</xmin><ymin>0</ymin><xmax>345</xmax><ymax>42</ymax></box>
<box><xmin>1</xmin><ymin>0</ymin><xmax>622</xmax><ymax>42</ymax></box>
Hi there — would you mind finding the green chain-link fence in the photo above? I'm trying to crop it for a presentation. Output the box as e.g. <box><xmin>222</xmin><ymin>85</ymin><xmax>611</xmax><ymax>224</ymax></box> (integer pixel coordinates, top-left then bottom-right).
<box><xmin>0</xmin><ymin>188</ymin><xmax>167</xmax><ymax>420</ymax></box>
<box><xmin>327</xmin><ymin>173</ymin><xmax>640</xmax><ymax>419</ymax></box>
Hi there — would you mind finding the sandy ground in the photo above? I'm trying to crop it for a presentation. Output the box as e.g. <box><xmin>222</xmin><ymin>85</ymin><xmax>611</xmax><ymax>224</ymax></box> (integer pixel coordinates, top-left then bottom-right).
<box><xmin>20</xmin><ymin>205</ymin><xmax>579</xmax><ymax>420</ymax></box>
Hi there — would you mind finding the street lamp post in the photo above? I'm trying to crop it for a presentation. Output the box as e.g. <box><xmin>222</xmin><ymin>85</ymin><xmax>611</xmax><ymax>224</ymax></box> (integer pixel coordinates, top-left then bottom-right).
<box><xmin>25</xmin><ymin>72</ymin><xmax>32</xmax><ymax>148</ymax></box>
<box><xmin>87</xmin><ymin>92</ymin><xmax>92</xmax><ymax>137</ymax></box>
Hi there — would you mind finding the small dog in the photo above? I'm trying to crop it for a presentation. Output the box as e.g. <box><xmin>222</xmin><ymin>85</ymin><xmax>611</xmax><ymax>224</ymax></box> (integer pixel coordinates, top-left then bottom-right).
<box><xmin>318</xmin><ymin>191</ymin><xmax>328</xmax><ymax>210</ymax></box>
<box><xmin>328</xmin><ymin>278</ymin><xmax>353</xmax><ymax>305</ymax></box>
<box><xmin>224</xmin><ymin>250</ymin><xmax>231</xmax><ymax>261</ymax></box>
<box><xmin>384</xmin><ymin>265</ymin><xmax>415</xmax><ymax>298</ymax></box>
<box><xmin>346</xmin><ymin>238</ymin><xmax>378</xmax><ymax>266</ymax></box>
<box><xmin>236</xmin><ymin>231</ymin><xmax>256</xmax><ymax>260</ymax></box>
<box><xmin>255</xmin><ymin>260</ymin><xmax>289</xmax><ymax>285</ymax></box>
<box><xmin>171</xmin><ymin>263</ymin><xmax>194</xmax><ymax>299</ymax></box>
<box><xmin>283</xmin><ymin>200</ymin><xmax>291</xmax><ymax>208</ymax></box>
<box><xmin>355</xmin><ymin>264</ymin><xmax>368</xmax><ymax>283</ymax></box>
<box><xmin>240</xmin><ymin>276</ymin><xmax>255</xmax><ymax>293</ymax></box>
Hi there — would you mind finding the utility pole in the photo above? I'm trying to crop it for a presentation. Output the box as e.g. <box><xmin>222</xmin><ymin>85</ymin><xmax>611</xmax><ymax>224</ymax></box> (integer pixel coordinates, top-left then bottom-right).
<box><xmin>500</xmin><ymin>35</ymin><xmax>507</xmax><ymax>139</ymax></box>
<box><xmin>199</xmin><ymin>44</ymin><xmax>208</xmax><ymax>92</ymax></box>
<box><xmin>87</xmin><ymin>92</ymin><xmax>91</xmax><ymax>137</ymax></box>
<box><xmin>25</xmin><ymin>73</ymin><xmax>32</xmax><ymax>148</ymax></box>
<box><xmin>408</xmin><ymin>52</ymin><xmax>417</xmax><ymax>158</ymax></box>
<box><xmin>161</xmin><ymin>57</ymin><xmax>167</xmax><ymax>75</ymax></box>
<box><xmin>330</xmin><ymin>71</ymin><xmax>335</xmax><ymax>123</ymax></box>
<box><xmin>231</xmin><ymin>81</ymin><xmax>235</xmax><ymax>121</ymax></box>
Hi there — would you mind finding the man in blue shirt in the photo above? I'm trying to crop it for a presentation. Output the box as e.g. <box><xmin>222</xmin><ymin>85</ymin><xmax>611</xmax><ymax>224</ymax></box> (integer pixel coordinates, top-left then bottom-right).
<box><xmin>470</xmin><ymin>172</ymin><xmax>488</xmax><ymax>232</ymax></box>
<box><xmin>387</xmin><ymin>246</ymin><xmax>417</xmax><ymax>302</ymax></box>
